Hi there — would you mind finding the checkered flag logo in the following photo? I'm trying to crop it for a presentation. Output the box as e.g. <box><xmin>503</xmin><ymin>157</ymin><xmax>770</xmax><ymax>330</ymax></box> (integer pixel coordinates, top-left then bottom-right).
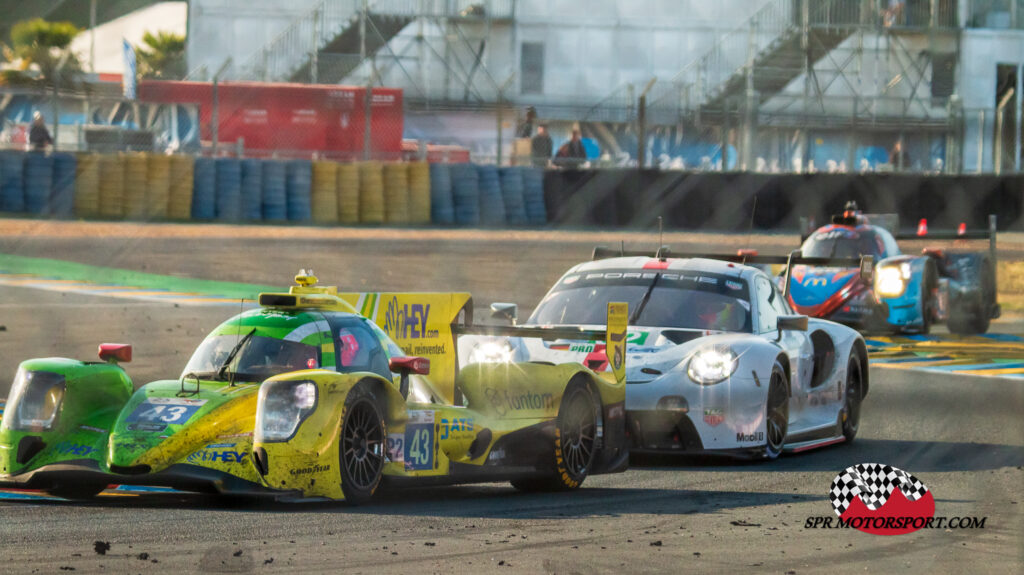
<box><xmin>830</xmin><ymin>463</ymin><xmax>929</xmax><ymax>516</ymax></box>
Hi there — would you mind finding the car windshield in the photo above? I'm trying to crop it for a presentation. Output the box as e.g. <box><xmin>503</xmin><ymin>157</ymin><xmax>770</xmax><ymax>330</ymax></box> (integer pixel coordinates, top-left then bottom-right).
<box><xmin>182</xmin><ymin>334</ymin><xmax>320</xmax><ymax>382</ymax></box>
<box><xmin>802</xmin><ymin>227</ymin><xmax>885</xmax><ymax>259</ymax></box>
<box><xmin>529</xmin><ymin>270</ymin><xmax>751</xmax><ymax>332</ymax></box>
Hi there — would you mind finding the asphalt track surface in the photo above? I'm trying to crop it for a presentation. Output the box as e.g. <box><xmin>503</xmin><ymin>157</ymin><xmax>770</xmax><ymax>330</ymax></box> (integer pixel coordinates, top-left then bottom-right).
<box><xmin>0</xmin><ymin>220</ymin><xmax>1022</xmax><ymax>574</ymax></box>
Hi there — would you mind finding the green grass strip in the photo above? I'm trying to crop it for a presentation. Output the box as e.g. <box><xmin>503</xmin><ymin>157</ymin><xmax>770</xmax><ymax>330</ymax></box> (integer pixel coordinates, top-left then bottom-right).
<box><xmin>0</xmin><ymin>253</ymin><xmax>280</xmax><ymax>300</ymax></box>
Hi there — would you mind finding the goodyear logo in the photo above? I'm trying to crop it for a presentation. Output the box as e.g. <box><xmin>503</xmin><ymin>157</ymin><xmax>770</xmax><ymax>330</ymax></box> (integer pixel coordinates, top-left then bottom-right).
<box><xmin>383</xmin><ymin>298</ymin><xmax>437</xmax><ymax>340</ymax></box>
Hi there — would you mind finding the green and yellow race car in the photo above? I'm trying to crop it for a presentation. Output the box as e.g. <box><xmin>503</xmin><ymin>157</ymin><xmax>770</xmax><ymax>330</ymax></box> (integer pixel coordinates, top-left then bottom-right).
<box><xmin>0</xmin><ymin>272</ymin><xmax>628</xmax><ymax>503</ymax></box>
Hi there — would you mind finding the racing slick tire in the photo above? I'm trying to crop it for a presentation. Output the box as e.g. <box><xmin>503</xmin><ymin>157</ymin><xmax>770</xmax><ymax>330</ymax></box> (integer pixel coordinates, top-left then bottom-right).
<box><xmin>947</xmin><ymin>256</ymin><xmax>994</xmax><ymax>335</ymax></box>
<box><xmin>47</xmin><ymin>482</ymin><xmax>106</xmax><ymax>500</ymax></box>
<box><xmin>841</xmin><ymin>351</ymin><xmax>863</xmax><ymax>443</ymax></box>
<box><xmin>511</xmin><ymin>380</ymin><xmax>600</xmax><ymax>492</ymax></box>
<box><xmin>338</xmin><ymin>383</ymin><xmax>387</xmax><ymax>505</ymax></box>
<box><xmin>763</xmin><ymin>361</ymin><xmax>789</xmax><ymax>460</ymax></box>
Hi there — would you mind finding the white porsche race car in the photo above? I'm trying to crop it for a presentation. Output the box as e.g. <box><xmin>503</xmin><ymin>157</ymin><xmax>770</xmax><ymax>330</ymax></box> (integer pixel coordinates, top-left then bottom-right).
<box><xmin>459</xmin><ymin>249</ymin><xmax>869</xmax><ymax>459</ymax></box>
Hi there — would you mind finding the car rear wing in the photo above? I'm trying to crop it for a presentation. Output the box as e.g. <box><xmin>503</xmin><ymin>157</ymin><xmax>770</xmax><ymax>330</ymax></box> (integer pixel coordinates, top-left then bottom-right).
<box><xmin>454</xmin><ymin>303</ymin><xmax>629</xmax><ymax>385</ymax></box>
<box><xmin>591</xmin><ymin>246</ymin><xmax>873</xmax><ymax>296</ymax></box>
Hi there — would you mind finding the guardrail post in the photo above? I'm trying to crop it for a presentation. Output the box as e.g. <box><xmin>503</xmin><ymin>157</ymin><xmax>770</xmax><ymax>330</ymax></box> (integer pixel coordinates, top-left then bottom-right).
<box><xmin>311</xmin><ymin>8</ymin><xmax>320</xmax><ymax>83</ymax></box>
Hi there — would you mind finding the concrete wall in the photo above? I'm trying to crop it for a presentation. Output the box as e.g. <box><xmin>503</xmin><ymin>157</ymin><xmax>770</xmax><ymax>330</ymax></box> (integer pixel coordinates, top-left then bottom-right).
<box><xmin>959</xmin><ymin>29</ymin><xmax>1024</xmax><ymax>171</ymax></box>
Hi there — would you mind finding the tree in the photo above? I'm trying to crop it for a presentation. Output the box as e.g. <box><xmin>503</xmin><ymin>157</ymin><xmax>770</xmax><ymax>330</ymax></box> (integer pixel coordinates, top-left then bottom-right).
<box><xmin>1</xmin><ymin>18</ymin><xmax>82</xmax><ymax>88</ymax></box>
<box><xmin>136</xmin><ymin>30</ymin><xmax>185</xmax><ymax>80</ymax></box>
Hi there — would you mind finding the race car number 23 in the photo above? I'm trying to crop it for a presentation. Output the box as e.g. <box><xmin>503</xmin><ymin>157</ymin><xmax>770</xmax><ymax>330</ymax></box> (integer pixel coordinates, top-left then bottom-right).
<box><xmin>126</xmin><ymin>398</ymin><xmax>206</xmax><ymax>426</ymax></box>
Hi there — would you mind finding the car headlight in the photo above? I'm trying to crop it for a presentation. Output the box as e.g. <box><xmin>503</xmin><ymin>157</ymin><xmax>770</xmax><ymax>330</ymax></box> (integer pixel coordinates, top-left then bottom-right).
<box><xmin>875</xmin><ymin>263</ymin><xmax>910</xmax><ymax>297</ymax></box>
<box><xmin>470</xmin><ymin>341</ymin><xmax>513</xmax><ymax>364</ymax></box>
<box><xmin>687</xmin><ymin>348</ymin><xmax>738</xmax><ymax>385</ymax></box>
<box><xmin>1</xmin><ymin>368</ymin><xmax>66</xmax><ymax>432</ymax></box>
<box><xmin>255</xmin><ymin>380</ymin><xmax>318</xmax><ymax>443</ymax></box>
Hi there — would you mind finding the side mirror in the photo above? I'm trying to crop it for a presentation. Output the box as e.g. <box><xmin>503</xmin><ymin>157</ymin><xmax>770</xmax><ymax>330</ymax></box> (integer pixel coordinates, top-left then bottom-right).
<box><xmin>389</xmin><ymin>356</ymin><xmax>430</xmax><ymax>400</ymax></box>
<box><xmin>777</xmin><ymin>315</ymin><xmax>808</xmax><ymax>332</ymax></box>
<box><xmin>490</xmin><ymin>302</ymin><xmax>518</xmax><ymax>324</ymax></box>
<box><xmin>99</xmin><ymin>343</ymin><xmax>132</xmax><ymax>364</ymax></box>
<box><xmin>389</xmin><ymin>356</ymin><xmax>430</xmax><ymax>375</ymax></box>
<box><xmin>859</xmin><ymin>255</ymin><xmax>874</xmax><ymax>283</ymax></box>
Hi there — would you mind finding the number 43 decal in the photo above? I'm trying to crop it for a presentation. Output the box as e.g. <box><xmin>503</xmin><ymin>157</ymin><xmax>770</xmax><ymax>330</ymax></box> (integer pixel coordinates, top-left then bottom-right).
<box><xmin>126</xmin><ymin>398</ymin><xmax>206</xmax><ymax>426</ymax></box>
<box><xmin>403</xmin><ymin>424</ymin><xmax>433</xmax><ymax>471</ymax></box>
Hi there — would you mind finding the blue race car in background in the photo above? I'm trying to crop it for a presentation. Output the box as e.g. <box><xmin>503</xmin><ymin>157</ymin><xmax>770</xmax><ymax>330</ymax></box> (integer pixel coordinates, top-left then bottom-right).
<box><xmin>786</xmin><ymin>203</ymin><xmax>999</xmax><ymax>334</ymax></box>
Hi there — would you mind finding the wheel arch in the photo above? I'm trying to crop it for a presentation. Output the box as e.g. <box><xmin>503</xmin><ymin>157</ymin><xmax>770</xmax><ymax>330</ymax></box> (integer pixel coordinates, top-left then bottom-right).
<box><xmin>852</xmin><ymin>338</ymin><xmax>869</xmax><ymax>398</ymax></box>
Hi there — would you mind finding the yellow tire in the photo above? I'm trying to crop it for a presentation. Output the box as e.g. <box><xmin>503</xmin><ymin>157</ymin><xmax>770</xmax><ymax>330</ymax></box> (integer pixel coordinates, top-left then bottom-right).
<box><xmin>337</xmin><ymin>162</ymin><xmax>360</xmax><ymax>224</ymax></box>
<box><xmin>168</xmin><ymin>155</ymin><xmax>195</xmax><ymax>220</ymax></box>
<box><xmin>311</xmin><ymin>160</ymin><xmax>339</xmax><ymax>224</ymax></box>
<box><xmin>123</xmin><ymin>153</ymin><xmax>148</xmax><ymax>220</ymax></box>
<box><xmin>358</xmin><ymin>161</ymin><xmax>384</xmax><ymax>224</ymax></box>
<box><xmin>147</xmin><ymin>154</ymin><xmax>171</xmax><ymax>220</ymax></box>
<box><xmin>98</xmin><ymin>154</ymin><xmax>125</xmax><ymax>218</ymax></box>
<box><xmin>73</xmin><ymin>153</ymin><xmax>100</xmax><ymax>218</ymax></box>
<box><xmin>407</xmin><ymin>162</ymin><xmax>431</xmax><ymax>225</ymax></box>
<box><xmin>382</xmin><ymin>162</ymin><xmax>409</xmax><ymax>224</ymax></box>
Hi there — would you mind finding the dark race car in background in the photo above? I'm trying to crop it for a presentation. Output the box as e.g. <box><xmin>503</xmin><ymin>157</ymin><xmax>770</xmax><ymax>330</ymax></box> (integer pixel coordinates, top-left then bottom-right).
<box><xmin>787</xmin><ymin>204</ymin><xmax>999</xmax><ymax>334</ymax></box>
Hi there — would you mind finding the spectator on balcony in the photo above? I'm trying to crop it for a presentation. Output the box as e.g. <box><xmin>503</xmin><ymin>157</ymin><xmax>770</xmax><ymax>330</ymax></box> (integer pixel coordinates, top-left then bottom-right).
<box><xmin>29</xmin><ymin>112</ymin><xmax>52</xmax><ymax>152</ymax></box>
<box><xmin>530</xmin><ymin>124</ymin><xmax>553</xmax><ymax>168</ymax></box>
<box><xmin>554</xmin><ymin>129</ymin><xmax>587</xmax><ymax>169</ymax></box>
<box><xmin>516</xmin><ymin>107</ymin><xmax>537</xmax><ymax>138</ymax></box>
<box><xmin>884</xmin><ymin>0</ymin><xmax>905</xmax><ymax>27</ymax></box>
<box><xmin>889</xmin><ymin>139</ymin><xmax>910</xmax><ymax>170</ymax></box>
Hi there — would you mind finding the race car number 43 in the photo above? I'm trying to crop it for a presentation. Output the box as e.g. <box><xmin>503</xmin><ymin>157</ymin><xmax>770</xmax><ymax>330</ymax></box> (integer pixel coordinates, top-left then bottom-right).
<box><xmin>126</xmin><ymin>398</ymin><xmax>207</xmax><ymax>425</ymax></box>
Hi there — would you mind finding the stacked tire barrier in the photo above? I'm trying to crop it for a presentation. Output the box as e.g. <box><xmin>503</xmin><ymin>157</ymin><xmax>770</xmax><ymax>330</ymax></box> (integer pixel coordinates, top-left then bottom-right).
<box><xmin>476</xmin><ymin>164</ymin><xmax>506</xmax><ymax>226</ymax></box>
<box><xmin>408</xmin><ymin>162</ymin><xmax>431</xmax><ymax>224</ymax></box>
<box><xmin>383</xmin><ymin>162</ymin><xmax>409</xmax><ymax>224</ymax></box>
<box><xmin>262</xmin><ymin>160</ymin><xmax>287</xmax><ymax>222</ymax></box>
<box><xmin>0</xmin><ymin>151</ymin><xmax>567</xmax><ymax>228</ymax></box>
<box><xmin>337</xmin><ymin>162</ymin><xmax>359</xmax><ymax>224</ymax></box>
<box><xmin>74</xmin><ymin>153</ymin><xmax>100</xmax><ymax>218</ymax></box>
<box><xmin>359</xmin><ymin>161</ymin><xmax>385</xmax><ymax>224</ymax></box>
<box><xmin>168</xmin><ymin>155</ymin><xmax>194</xmax><ymax>220</ymax></box>
<box><xmin>311</xmin><ymin>160</ymin><xmax>338</xmax><ymax>224</ymax></box>
<box><xmin>98</xmin><ymin>154</ymin><xmax>125</xmax><ymax>218</ymax></box>
<box><xmin>499</xmin><ymin>167</ymin><xmax>528</xmax><ymax>226</ymax></box>
<box><xmin>191</xmin><ymin>157</ymin><xmax>215</xmax><ymax>220</ymax></box>
<box><xmin>51</xmin><ymin>153</ymin><xmax>76</xmax><ymax>218</ymax></box>
<box><xmin>215</xmin><ymin>158</ymin><xmax>242</xmax><ymax>221</ymax></box>
<box><xmin>429</xmin><ymin>163</ymin><xmax>454</xmax><ymax>224</ymax></box>
<box><xmin>23</xmin><ymin>152</ymin><xmax>53</xmax><ymax>215</ymax></box>
<box><xmin>286</xmin><ymin>160</ymin><xmax>312</xmax><ymax>222</ymax></box>
<box><xmin>240</xmin><ymin>159</ymin><xmax>263</xmax><ymax>221</ymax></box>
<box><xmin>146</xmin><ymin>154</ymin><xmax>170</xmax><ymax>220</ymax></box>
<box><xmin>1</xmin><ymin>152</ymin><xmax>25</xmax><ymax>212</ymax></box>
<box><xmin>451</xmin><ymin>163</ymin><xmax>480</xmax><ymax>226</ymax></box>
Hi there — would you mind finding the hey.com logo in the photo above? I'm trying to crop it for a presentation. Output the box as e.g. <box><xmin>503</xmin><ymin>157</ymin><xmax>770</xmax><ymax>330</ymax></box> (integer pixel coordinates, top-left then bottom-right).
<box><xmin>804</xmin><ymin>463</ymin><xmax>986</xmax><ymax>535</ymax></box>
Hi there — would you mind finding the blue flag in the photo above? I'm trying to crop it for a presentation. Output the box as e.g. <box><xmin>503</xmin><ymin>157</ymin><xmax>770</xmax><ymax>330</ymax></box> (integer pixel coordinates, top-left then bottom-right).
<box><xmin>123</xmin><ymin>39</ymin><xmax>137</xmax><ymax>100</ymax></box>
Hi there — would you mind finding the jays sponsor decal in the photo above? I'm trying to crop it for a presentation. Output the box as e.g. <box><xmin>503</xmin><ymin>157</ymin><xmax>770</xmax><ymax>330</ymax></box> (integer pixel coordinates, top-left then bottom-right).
<box><xmin>383</xmin><ymin>298</ymin><xmax>437</xmax><ymax>340</ymax></box>
<box><xmin>440</xmin><ymin>417</ymin><xmax>474</xmax><ymax>440</ymax></box>
<box><xmin>703</xmin><ymin>408</ymin><xmax>724</xmax><ymax>427</ymax></box>
<box><xmin>804</xmin><ymin>463</ymin><xmax>987</xmax><ymax>535</ymax></box>
<box><xmin>52</xmin><ymin>441</ymin><xmax>97</xmax><ymax>457</ymax></box>
<box><xmin>484</xmin><ymin>388</ymin><xmax>555</xmax><ymax>416</ymax></box>
<box><xmin>187</xmin><ymin>448</ymin><xmax>247</xmax><ymax>464</ymax></box>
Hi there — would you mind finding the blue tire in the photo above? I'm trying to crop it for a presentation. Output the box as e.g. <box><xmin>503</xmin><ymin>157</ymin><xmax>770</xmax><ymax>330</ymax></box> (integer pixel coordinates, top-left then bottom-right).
<box><xmin>286</xmin><ymin>160</ymin><xmax>312</xmax><ymax>222</ymax></box>
<box><xmin>24</xmin><ymin>152</ymin><xmax>54</xmax><ymax>215</ymax></box>
<box><xmin>262</xmin><ymin>160</ymin><xmax>287</xmax><ymax>221</ymax></box>
<box><xmin>192</xmin><ymin>157</ymin><xmax>216</xmax><ymax>220</ymax></box>
<box><xmin>0</xmin><ymin>151</ymin><xmax>25</xmax><ymax>213</ymax></box>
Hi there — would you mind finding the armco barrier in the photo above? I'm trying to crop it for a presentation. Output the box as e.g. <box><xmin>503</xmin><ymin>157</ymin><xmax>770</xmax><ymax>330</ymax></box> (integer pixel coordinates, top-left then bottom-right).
<box><xmin>240</xmin><ymin>159</ymin><xmax>263</xmax><ymax>221</ymax></box>
<box><xmin>1</xmin><ymin>151</ymin><xmax>24</xmax><ymax>212</ymax></box>
<box><xmin>262</xmin><ymin>160</ymin><xmax>287</xmax><ymax>221</ymax></box>
<box><xmin>286</xmin><ymin>160</ymin><xmax>312</xmax><ymax>222</ymax></box>
<box><xmin>541</xmin><ymin>169</ymin><xmax>1024</xmax><ymax>231</ymax></box>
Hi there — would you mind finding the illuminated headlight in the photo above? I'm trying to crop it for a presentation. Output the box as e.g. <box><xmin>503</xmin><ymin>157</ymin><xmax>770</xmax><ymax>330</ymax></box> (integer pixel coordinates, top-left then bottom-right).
<box><xmin>875</xmin><ymin>263</ymin><xmax>910</xmax><ymax>297</ymax></box>
<box><xmin>1</xmin><ymin>368</ymin><xmax>66</xmax><ymax>432</ymax></box>
<box><xmin>687</xmin><ymin>348</ymin><xmax>738</xmax><ymax>385</ymax></box>
<box><xmin>255</xmin><ymin>380</ymin><xmax>318</xmax><ymax>443</ymax></box>
<box><xmin>470</xmin><ymin>341</ymin><xmax>513</xmax><ymax>364</ymax></box>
